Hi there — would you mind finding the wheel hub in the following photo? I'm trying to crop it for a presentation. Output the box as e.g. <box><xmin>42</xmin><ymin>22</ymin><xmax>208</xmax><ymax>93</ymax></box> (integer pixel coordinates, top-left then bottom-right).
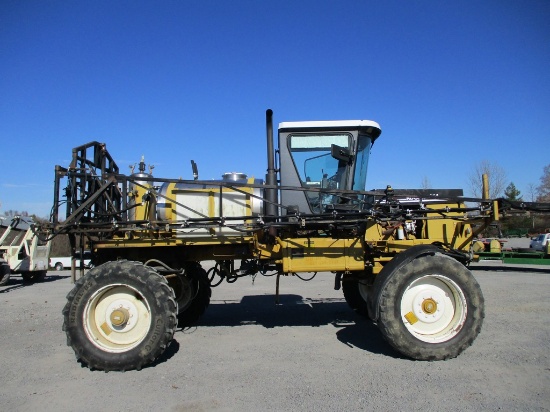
<box><xmin>411</xmin><ymin>288</ymin><xmax>446</xmax><ymax>324</ymax></box>
<box><xmin>110</xmin><ymin>307</ymin><xmax>130</xmax><ymax>326</ymax></box>
<box><xmin>104</xmin><ymin>299</ymin><xmax>140</xmax><ymax>332</ymax></box>
<box><xmin>422</xmin><ymin>298</ymin><xmax>438</xmax><ymax>314</ymax></box>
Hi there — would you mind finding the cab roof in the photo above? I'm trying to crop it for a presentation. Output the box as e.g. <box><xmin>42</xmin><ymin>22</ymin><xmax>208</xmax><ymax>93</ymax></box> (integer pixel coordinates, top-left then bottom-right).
<box><xmin>278</xmin><ymin>120</ymin><xmax>381</xmax><ymax>139</ymax></box>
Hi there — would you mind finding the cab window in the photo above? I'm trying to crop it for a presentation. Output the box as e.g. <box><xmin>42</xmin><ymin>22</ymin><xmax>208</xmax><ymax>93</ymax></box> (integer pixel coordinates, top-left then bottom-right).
<box><xmin>288</xmin><ymin>134</ymin><xmax>351</xmax><ymax>212</ymax></box>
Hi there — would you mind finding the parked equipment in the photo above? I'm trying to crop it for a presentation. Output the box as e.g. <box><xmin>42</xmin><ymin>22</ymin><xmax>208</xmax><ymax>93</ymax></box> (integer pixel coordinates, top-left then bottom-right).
<box><xmin>0</xmin><ymin>216</ymin><xmax>50</xmax><ymax>285</ymax></box>
<box><xmin>34</xmin><ymin>110</ymin><xmax>550</xmax><ymax>371</ymax></box>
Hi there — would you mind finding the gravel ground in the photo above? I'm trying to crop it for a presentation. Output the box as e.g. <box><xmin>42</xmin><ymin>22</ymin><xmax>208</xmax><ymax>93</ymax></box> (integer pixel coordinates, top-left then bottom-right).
<box><xmin>1</xmin><ymin>257</ymin><xmax>549</xmax><ymax>411</ymax></box>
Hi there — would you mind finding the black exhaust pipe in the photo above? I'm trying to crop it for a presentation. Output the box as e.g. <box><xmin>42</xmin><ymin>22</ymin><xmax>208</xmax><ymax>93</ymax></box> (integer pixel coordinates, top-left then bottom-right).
<box><xmin>265</xmin><ymin>109</ymin><xmax>278</xmax><ymax>218</ymax></box>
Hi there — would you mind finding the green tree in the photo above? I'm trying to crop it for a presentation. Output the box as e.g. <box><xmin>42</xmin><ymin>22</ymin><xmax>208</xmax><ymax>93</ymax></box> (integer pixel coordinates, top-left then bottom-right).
<box><xmin>504</xmin><ymin>182</ymin><xmax>522</xmax><ymax>201</ymax></box>
<box><xmin>501</xmin><ymin>182</ymin><xmax>528</xmax><ymax>237</ymax></box>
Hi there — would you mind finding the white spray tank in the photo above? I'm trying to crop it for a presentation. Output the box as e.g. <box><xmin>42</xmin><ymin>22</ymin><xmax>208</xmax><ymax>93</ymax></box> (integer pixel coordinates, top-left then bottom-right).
<box><xmin>156</xmin><ymin>172</ymin><xmax>263</xmax><ymax>238</ymax></box>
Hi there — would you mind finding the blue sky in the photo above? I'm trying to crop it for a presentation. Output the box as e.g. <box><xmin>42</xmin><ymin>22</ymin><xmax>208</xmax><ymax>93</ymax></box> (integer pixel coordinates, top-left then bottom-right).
<box><xmin>1</xmin><ymin>1</ymin><xmax>549</xmax><ymax>218</ymax></box>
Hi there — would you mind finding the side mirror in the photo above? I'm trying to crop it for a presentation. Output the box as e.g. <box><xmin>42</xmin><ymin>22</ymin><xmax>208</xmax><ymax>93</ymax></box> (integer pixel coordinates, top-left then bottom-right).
<box><xmin>331</xmin><ymin>144</ymin><xmax>352</xmax><ymax>163</ymax></box>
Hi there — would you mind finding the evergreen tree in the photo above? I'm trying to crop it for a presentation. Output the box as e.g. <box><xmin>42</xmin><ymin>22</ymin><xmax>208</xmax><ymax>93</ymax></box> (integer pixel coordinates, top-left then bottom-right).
<box><xmin>504</xmin><ymin>182</ymin><xmax>522</xmax><ymax>201</ymax></box>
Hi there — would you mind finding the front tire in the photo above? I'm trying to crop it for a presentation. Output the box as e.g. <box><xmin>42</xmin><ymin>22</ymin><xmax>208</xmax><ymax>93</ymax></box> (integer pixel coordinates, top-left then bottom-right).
<box><xmin>377</xmin><ymin>253</ymin><xmax>484</xmax><ymax>360</ymax></box>
<box><xmin>62</xmin><ymin>260</ymin><xmax>177</xmax><ymax>371</ymax></box>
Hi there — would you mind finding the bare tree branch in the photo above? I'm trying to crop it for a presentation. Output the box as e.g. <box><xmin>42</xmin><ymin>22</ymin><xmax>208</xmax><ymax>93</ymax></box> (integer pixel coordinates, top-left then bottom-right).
<box><xmin>536</xmin><ymin>164</ymin><xmax>550</xmax><ymax>202</ymax></box>
<box><xmin>421</xmin><ymin>176</ymin><xmax>431</xmax><ymax>189</ymax></box>
<box><xmin>467</xmin><ymin>160</ymin><xmax>507</xmax><ymax>198</ymax></box>
<box><xmin>526</xmin><ymin>183</ymin><xmax>537</xmax><ymax>202</ymax></box>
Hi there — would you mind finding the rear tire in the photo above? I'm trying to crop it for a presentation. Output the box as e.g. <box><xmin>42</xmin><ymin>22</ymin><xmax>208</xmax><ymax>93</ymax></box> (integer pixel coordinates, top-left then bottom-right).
<box><xmin>342</xmin><ymin>272</ymin><xmax>373</xmax><ymax>317</ymax></box>
<box><xmin>21</xmin><ymin>271</ymin><xmax>47</xmax><ymax>283</ymax></box>
<box><xmin>55</xmin><ymin>262</ymin><xmax>64</xmax><ymax>271</ymax></box>
<box><xmin>62</xmin><ymin>260</ymin><xmax>177</xmax><ymax>371</ymax></box>
<box><xmin>377</xmin><ymin>253</ymin><xmax>484</xmax><ymax>360</ymax></box>
<box><xmin>168</xmin><ymin>263</ymin><xmax>211</xmax><ymax>328</ymax></box>
<box><xmin>0</xmin><ymin>261</ymin><xmax>10</xmax><ymax>286</ymax></box>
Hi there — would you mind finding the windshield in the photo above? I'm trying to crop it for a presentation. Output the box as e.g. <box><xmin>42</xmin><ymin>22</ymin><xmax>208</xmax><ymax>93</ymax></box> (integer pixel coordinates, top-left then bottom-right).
<box><xmin>289</xmin><ymin>134</ymin><xmax>351</xmax><ymax>213</ymax></box>
<box><xmin>352</xmin><ymin>134</ymin><xmax>373</xmax><ymax>191</ymax></box>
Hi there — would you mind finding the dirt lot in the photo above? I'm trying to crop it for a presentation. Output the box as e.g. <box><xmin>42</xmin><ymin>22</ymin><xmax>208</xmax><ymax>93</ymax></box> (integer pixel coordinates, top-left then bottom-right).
<box><xmin>1</xmin><ymin>261</ymin><xmax>549</xmax><ymax>411</ymax></box>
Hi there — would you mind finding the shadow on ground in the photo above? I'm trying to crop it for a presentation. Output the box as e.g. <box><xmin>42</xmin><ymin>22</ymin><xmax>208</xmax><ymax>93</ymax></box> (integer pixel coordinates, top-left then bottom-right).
<box><xmin>186</xmin><ymin>293</ymin><xmax>401</xmax><ymax>359</ymax></box>
<box><xmin>150</xmin><ymin>339</ymin><xmax>180</xmax><ymax>368</ymax></box>
<box><xmin>0</xmin><ymin>273</ymin><xmax>70</xmax><ymax>293</ymax></box>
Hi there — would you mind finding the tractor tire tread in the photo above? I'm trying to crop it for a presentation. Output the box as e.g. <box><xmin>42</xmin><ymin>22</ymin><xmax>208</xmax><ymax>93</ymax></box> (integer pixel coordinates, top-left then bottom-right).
<box><xmin>62</xmin><ymin>260</ymin><xmax>177</xmax><ymax>371</ymax></box>
<box><xmin>376</xmin><ymin>253</ymin><xmax>485</xmax><ymax>361</ymax></box>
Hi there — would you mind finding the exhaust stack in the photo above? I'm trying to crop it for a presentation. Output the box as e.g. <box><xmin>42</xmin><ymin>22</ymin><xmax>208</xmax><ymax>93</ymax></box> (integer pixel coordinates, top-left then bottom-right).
<box><xmin>265</xmin><ymin>109</ymin><xmax>278</xmax><ymax>217</ymax></box>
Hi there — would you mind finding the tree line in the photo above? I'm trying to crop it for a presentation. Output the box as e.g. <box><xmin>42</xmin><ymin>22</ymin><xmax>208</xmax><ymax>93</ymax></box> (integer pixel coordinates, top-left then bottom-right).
<box><xmin>466</xmin><ymin>161</ymin><xmax>550</xmax><ymax>235</ymax></box>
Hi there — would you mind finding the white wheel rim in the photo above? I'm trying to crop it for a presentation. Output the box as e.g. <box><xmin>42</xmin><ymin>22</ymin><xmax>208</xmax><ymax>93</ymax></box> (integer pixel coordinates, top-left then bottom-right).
<box><xmin>83</xmin><ymin>284</ymin><xmax>152</xmax><ymax>353</ymax></box>
<box><xmin>400</xmin><ymin>275</ymin><xmax>467</xmax><ymax>343</ymax></box>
